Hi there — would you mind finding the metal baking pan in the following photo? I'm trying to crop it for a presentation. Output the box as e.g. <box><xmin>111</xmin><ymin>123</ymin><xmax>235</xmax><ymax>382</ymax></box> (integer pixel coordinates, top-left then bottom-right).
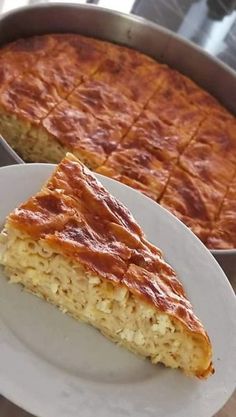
<box><xmin>0</xmin><ymin>3</ymin><xmax>235</xmax><ymax>279</ymax></box>
<box><xmin>0</xmin><ymin>135</ymin><xmax>24</xmax><ymax>166</ymax></box>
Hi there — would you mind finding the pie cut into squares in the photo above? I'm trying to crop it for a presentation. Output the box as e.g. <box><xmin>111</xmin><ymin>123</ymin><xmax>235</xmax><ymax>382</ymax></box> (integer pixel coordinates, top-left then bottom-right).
<box><xmin>93</xmin><ymin>45</ymin><xmax>167</xmax><ymax>105</ymax></box>
<box><xmin>195</xmin><ymin>117</ymin><xmax>236</xmax><ymax>165</ymax></box>
<box><xmin>179</xmin><ymin>140</ymin><xmax>235</xmax><ymax>188</ymax></box>
<box><xmin>146</xmin><ymin>76</ymin><xmax>205</xmax><ymax>140</ymax></box>
<box><xmin>42</xmin><ymin>100</ymin><xmax>125</xmax><ymax>168</ymax></box>
<box><xmin>68</xmin><ymin>79</ymin><xmax>140</xmax><ymax>126</ymax></box>
<box><xmin>120</xmin><ymin>110</ymin><xmax>181</xmax><ymax>161</ymax></box>
<box><xmin>96</xmin><ymin>147</ymin><xmax>174</xmax><ymax>200</ymax></box>
<box><xmin>0</xmin><ymin>34</ymin><xmax>60</xmax><ymax>87</ymax></box>
<box><xmin>0</xmin><ymin>73</ymin><xmax>62</xmax><ymax>160</ymax></box>
<box><xmin>0</xmin><ymin>34</ymin><xmax>109</xmax><ymax>165</ymax></box>
<box><xmin>29</xmin><ymin>34</ymin><xmax>107</xmax><ymax>99</ymax></box>
<box><xmin>207</xmin><ymin>176</ymin><xmax>236</xmax><ymax>249</ymax></box>
<box><xmin>0</xmin><ymin>36</ymin><xmax>65</xmax><ymax>157</ymax></box>
<box><xmin>0</xmin><ymin>72</ymin><xmax>61</xmax><ymax>121</ymax></box>
<box><xmin>0</xmin><ymin>33</ymin><xmax>235</xmax><ymax>250</ymax></box>
<box><xmin>151</xmin><ymin>66</ymin><xmax>232</xmax><ymax>117</ymax></box>
<box><xmin>160</xmin><ymin>166</ymin><xmax>226</xmax><ymax>242</ymax></box>
<box><xmin>0</xmin><ymin>153</ymin><xmax>213</xmax><ymax>378</ymax></box>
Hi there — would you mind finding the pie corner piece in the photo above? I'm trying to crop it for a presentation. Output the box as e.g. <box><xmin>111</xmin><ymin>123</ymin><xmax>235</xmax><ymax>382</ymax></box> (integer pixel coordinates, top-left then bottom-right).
<box><xmin>0</xmin><ymin>153</ymin><xmax>214</xmax><ymax>379</ymax></box>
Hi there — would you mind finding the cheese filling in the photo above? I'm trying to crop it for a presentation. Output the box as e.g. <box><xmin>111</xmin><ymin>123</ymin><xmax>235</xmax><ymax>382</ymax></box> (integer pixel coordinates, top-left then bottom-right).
<box><xmin>0</xmin><ymin>227</ymin><xmax>209</xmax><ymax>376</ymax></box>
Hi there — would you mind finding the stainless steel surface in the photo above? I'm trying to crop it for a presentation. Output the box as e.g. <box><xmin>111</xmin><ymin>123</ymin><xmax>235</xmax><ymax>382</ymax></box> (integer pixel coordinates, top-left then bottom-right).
<box><xmin>0</xmin><ymin>3</ymin><xmax>235</xmax><ymax>417</ymax></box>
<box><xmin>0</xmin><ymin>1</ymin><xmax>236</xmax><ymax>70</ymax></box>
<box><xmin>0</xmin><ymin>3</ymin><xmax>236</xmax><ymax>113</ymax></box>
<box><xmin>0</xmin><ymin>136</ymin><xmax>24</xmax><ymax>166</ymax></box>
<box><xmin>212</xmin><ymin>250</ymin><xmax>236</xmax><ymax>280</ymax></box>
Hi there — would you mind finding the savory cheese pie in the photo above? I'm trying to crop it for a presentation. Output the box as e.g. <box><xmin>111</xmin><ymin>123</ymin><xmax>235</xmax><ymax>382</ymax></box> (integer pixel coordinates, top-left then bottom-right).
<box><xmin>0</xmin><ymin>153</ymin><xmax>213</xmax><ymax>378</ymax></box>
<box><xmin>0</xmin><ymin>33</ymin><xmax>235</xmax><ymax>248</ymax></box>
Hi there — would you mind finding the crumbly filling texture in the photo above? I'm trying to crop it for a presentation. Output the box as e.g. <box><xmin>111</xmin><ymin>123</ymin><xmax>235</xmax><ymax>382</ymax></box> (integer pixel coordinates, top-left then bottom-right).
<box><xmin>0</xmin><ymin>227</ymin><xmax>210</xmax><ymax>377</ymax></box>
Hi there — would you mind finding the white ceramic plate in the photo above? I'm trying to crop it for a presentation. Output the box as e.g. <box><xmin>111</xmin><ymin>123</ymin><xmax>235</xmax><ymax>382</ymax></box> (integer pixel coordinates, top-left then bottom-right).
<box><xmin>0</xmin><ymin>163</ymin><xmax>235</xmax><ymax>417</ymax></box>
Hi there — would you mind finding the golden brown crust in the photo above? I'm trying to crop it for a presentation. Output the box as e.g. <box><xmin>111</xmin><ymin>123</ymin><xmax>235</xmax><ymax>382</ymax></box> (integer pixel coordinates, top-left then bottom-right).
<box><xmin>120</xmin><ymin>110</ymin><xmax>182</xmax><ymax>160</ymax></box>
<box><xmin>0</xmin><ymin>55</ymin><xmax>26</xmax><ymax>87</ymax></box>
<box><xmin>179</xmin><ymin>141</ymin><xmax>235</xmax><ymax>187</ymax></box>
<box><xmin>0</xmin><ymin>33</ymin><xmax>235</xmax><ymax>249</ymax></box>
<box><xmin>160</xmin><ymin>166</ymin><xmax>227</xmax><ymax>242</ymax></box>
<box><xmin>0</xmin><ymin>35</ymin><xmax>59</xmax><ymax>88</ymax></box>
<box><xmin>29</xmin><ymin>34</ymin><xmax>107</xmax><ymax>98</ymax></box>
<box><xmin>207</xmin><ymin>176</ymin><xmax>236</xmax><ymax>249</ymax></box>
<box><xmin>207</xmin><ymin>215</ymin><xmax>236</xmax><ymax>249</ymax></box>
<box><xmin>0</xmin><ymin>33</ymin><xmax>108</xmax><ymax>121</ymax></box>
<box><xmin>68</xmin><ymin>80</ymin><xmax>140</xmax><ymax>133</ymax></box>
<box><xmin>8</xmin><ymin>154</ymin><xmax>212</xmax><ymax>349</ymax></box>
<box><xmin>96</xmin><ymin>147</ymin><xmax>174</xmax><ymax>200</ymax></box>
<box><xmin>8</xmin><ymin>154</ymin><xmax>166</xmax><ymax>279</ymax></box>
<box><xmin>93</xmin><ymin>45</ymin><xmax>167</xmax><ymax>104</ymax></box>
<box><xmin>123</xmin><ymin>263</ymin><xmax>210</xmax><ymax>337</ymax></box>
<box><xmin>53</xmin><ymin>33</ymin><xmax>107</xmax><ymax>59</ymax></box>
<box><xmin>42</xmin><ymin>100</ymin><xmax>126</xmax><ymax>168</ymax></box>
<box><xmin>97</xmin><ymin>166</ymin><xmax>159</xmax><ymax>201</ymax></box>
<box><xmin>152</xmin><ymin>67</ymin><xmax>231</xmax><ymax>118</ymax></box>
<box><xmin>31</xmin><ymin>55</ymin><xmax>81</xmax><ymax>99</ymax></box>
<box><xmin>146</xmin><ymin>71</ymin><xmax>205</xmax><ymax>138</ymax></box>
<box><xmin>0</xmin><ymin>73</ymin><xmax>61</xmax><ymax>121</ymax></box>
<box><xmin>1</xmin><ymin>34</ymin><xmax>59</xmax><ymax>55</ymax></box>
<box><xmin>160</xmin><ymin>165</ymin><xmax>226</xmax><ymax>221</ymax></box>
<box><xmin>195</xmin><ymin>117</ymin><xmax>236</xmax><ymax>164</ymax></box>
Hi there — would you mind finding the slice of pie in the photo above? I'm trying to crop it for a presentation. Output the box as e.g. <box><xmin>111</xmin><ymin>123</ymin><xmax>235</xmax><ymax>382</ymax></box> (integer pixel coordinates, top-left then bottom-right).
<box><xmin>0</xmin><ymin>153</ymin><xmax>213</xmax><ymax>378</ymax></box>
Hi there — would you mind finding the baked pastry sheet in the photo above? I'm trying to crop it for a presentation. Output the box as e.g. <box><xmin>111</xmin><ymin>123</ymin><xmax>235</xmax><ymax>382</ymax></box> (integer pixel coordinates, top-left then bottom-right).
<box><xmin>0</xmin><ymin>33</ymin><xmax>235</xmax><ymax>248</ymax></box>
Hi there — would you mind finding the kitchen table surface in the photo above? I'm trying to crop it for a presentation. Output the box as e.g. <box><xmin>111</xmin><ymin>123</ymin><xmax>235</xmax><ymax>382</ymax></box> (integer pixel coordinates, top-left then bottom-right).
<box><xmin>0</xmin><ymin>1</ymin><xmax>235</xmax><ymax>416</ymax></box>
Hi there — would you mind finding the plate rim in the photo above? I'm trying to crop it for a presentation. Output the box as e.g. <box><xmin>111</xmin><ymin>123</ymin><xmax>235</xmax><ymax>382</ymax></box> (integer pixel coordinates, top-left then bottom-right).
<box><xmin>0</xmin><ymin>163</ymin><xmax>235</xmax><ymax>417</ymax></box>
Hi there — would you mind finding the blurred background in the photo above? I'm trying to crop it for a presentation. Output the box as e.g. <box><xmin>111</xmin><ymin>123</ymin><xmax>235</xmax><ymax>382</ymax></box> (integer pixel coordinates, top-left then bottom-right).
<box><xmin>0</xmin><ymin>0</ymin><xmax>236</xmax><ymax>68</ymax></box>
